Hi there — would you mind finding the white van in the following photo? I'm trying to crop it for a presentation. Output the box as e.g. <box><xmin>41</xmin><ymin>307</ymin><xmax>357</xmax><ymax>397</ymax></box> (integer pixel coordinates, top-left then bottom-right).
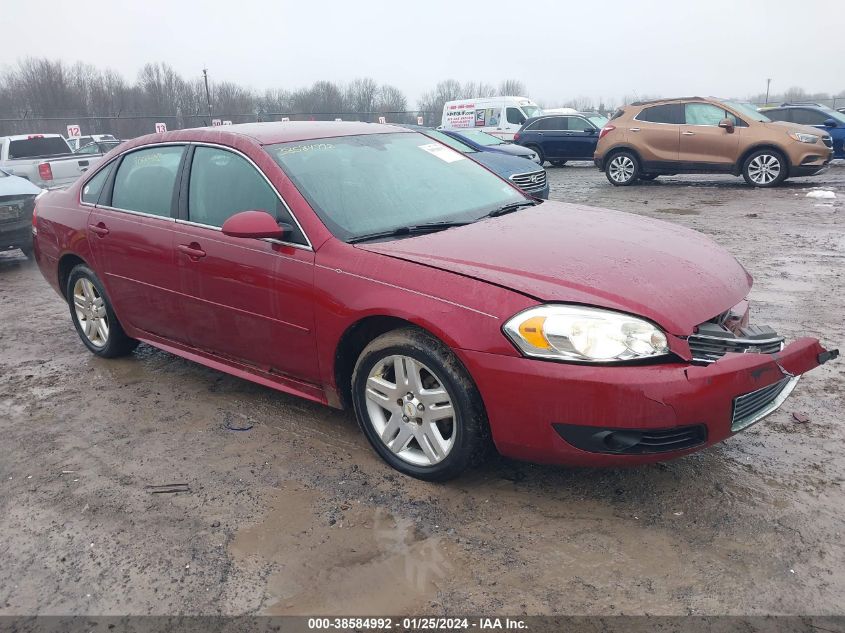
<box><xmin>440</xmin><ymin>96</ymin><xmax>542</xmax><ymax>140</ymax></box>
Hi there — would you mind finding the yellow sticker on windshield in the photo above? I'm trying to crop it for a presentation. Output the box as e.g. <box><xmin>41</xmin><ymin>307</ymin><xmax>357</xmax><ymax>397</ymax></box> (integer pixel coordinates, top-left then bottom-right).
<box><xmin>418</xmin><ymin>143</ymin><xmax>465</xmax><ymax>163</ymax></box>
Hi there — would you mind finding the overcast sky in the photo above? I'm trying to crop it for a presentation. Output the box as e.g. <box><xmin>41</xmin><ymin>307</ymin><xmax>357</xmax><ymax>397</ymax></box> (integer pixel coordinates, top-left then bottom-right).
<box><xmin>3</xmin><ymin>0</ymin><xmax>844</xmax><ymax>106</ymax></box>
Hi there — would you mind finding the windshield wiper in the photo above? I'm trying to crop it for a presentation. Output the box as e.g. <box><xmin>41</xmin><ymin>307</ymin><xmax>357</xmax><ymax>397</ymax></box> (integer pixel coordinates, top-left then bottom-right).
<box><xmin>348</xmin><ymin>221</ymin><xmax>470</xmax><ymax>244</ymax></box>
<box><xmin>484</xmin><ymin>200</ymin><xmax>538</xmax><ymax>218</ymax></box>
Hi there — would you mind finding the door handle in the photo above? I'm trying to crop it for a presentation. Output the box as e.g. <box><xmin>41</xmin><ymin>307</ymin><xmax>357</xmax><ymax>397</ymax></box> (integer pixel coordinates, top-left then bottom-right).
<box><xmin>178</xmin><ymin>243</ymin><xmax>206</xmax><ymax>259</ymax></box>
<box><xmin>629</xmin><ymin>127</ymin><xmax>640</xmax><ymax>132</ymax></box>
<box><xmin>88</xmin><ymin>222</ymin><xmax>109</xmax><ymax>237</ymax></box>
<box><xmin>682</xmin><ymin>131</ymin><xmax>695</xmax><ymax>136</ymax></box>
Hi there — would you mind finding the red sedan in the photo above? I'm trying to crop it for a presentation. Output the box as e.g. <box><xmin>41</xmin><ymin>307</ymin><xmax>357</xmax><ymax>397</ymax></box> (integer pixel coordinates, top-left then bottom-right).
<box><xmin>31</xmin><ymin>122</ymin><xmax>838</xmax><ymax>480</ymax></box>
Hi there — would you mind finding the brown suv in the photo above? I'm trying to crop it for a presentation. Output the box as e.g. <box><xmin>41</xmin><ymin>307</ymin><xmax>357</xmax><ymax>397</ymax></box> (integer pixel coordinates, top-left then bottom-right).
<box><xmin>594</xmin><ymin>97</ymin><xmax>833</xmax><ymax>187</ymax></box>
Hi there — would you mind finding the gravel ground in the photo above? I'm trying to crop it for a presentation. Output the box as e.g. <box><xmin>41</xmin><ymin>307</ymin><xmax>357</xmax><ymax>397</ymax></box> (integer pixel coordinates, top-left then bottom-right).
<box><xmin>1</xmin><ymin>163</ymin><xmax>843</xmax><ymax>617</ymax></box>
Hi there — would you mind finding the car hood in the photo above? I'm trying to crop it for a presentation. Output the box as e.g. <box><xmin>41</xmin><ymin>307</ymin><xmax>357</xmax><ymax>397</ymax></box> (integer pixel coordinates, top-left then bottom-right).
<box><xmin>358</xmin><ymin>202</ymin><xmax>751</xmax><ymax>335</ymax></box>
<box><xmin>493</xmin><ymin>144</ymin><xmax>536</xmax><ymax>158</ymax></box>
<box><xmin>763</xmin><ymin>120</ymin><xmax>830</xmax><ymax>137</ymax></box>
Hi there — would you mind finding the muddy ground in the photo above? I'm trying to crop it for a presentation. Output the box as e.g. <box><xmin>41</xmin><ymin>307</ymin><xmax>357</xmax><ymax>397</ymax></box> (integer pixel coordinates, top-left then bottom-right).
<box><xmin>1</xmin><ymin>164</ymin><xmax>843</xmax><ymax>617</ymax></box>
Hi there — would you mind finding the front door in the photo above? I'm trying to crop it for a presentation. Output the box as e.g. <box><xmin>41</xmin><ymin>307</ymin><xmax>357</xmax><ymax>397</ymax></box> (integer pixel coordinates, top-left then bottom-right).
<box><xmin>560</xmin><ymin>116</ymin><xmax>599</xmax><ymax>160</ymax></box>
<box><xmin>174</xmin><ymin>145</ymin><xmax>319</xmax><ymax>383</ymax></box>
<box><xmin>88</xmin><ymin>144</ymin><xmax>189</xmax><ymax>342</ymax></box>
<box><xmin>678</xmin><ymin>102</ymin><xmax>740</xmax><ymax>168</ymax></box>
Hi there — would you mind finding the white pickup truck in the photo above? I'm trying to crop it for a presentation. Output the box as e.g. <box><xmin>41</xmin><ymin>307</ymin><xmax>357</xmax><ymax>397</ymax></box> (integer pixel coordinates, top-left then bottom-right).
<box><xmin>0</xmin><ymin>134</ymin><xmax>102</xmax><ymax>189</ymax></box>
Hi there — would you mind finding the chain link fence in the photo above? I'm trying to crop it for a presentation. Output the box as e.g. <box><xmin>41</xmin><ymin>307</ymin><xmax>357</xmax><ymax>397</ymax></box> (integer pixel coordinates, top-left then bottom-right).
<box><xmin>0</xmin><ymin>110</ymin><xmax>438</xmax><ymax>140</ymax></box>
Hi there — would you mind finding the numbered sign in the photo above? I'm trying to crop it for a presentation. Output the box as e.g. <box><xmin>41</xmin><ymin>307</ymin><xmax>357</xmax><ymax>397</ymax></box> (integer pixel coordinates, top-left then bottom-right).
<box><xmin>155</xmin><ymin>122</ymin><xmax>167</xmax><ymax>133</ymax></box>
<box><xmin>222</xmin><ymin>120</ymin><xmax>232</xmax><ymax>126</ymax></box>
<box><xmin>378</xmin><ymin>116</ymin><xmax>386</xmax><ymax>124</ymax></box>
<box><xmin>417</xmin><ymin>116</ymin><xmax>424</xmax><ymax>126</ymax></box>
<box><xmin>212</xmin><ymin>119</ymin><xmax>222</xmax><ymax>126</ymax></box>
<box><xmin>281</xmin><ymin>117</ymin><xmax>290</xmax><ymax>122</ymax></box>
<box><xmin>66</xmin><ymin>124</ymin><xmax>81</xmax><ymax>138</ymax></box>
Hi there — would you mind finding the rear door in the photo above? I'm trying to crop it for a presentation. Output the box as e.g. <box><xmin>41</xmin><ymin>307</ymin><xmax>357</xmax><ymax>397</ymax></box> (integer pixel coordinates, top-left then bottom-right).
<box><xmin>88</xmin><ymin>144</ymin><xmax>188</xmax><ymax>342</ymax></box>
<box><xmin>678</xmin><ymin>102</ymin><xmax>740</xmax><ymax>168</ymax></box>
<box><xmin>531</xmin><ymin>117</ymin><xmax>567</xmax><ymax>159</ymax></box>
<box><xmin>173</xmin><ymin>144</ymin><xmax>319</xmax><ymax>382</ymax></box>
<box><xmin>560</xmin><ymin>116</ymin><xmax>600</xmax><ymax>160</ymax></box>
<box><xmin>631</xmin><ymin>103</ymin><xmax>682</xmax><ymax>165</ymax></box>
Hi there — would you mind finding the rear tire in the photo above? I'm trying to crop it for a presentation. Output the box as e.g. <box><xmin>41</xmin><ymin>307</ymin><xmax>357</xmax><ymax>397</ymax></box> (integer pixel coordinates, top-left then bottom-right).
<box><xmin>605</xmin><ymin>151</ymin><xmax>640</xmax><ymax>186</ymax></box>
<box><xmin>526</xmin><ymin>145</ymin><xmax>544</xmax><ymax>166</ymax></box>
<box><xmin>351</xmin><ymin>327</ymin><xmax>490</xmax><ymax>481</ymax></box>
<box><xmin>550</xmin><ymin>160</ymin><xmax>567</xmax><ymax>167</ymax></box>
<box><xmin>67</xmin><ymin>264</ymin><xmax>138</xmax><ymax>358</ymax></box>
<box><xmin>742</xmin><ymin>149</ymin><xmax>787</xmax><ymax>187</ymax></box>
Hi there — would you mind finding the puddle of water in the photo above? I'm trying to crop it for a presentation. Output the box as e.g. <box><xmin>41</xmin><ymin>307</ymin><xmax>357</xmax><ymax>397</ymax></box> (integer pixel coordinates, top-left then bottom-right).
<box><xmin>230</xmin><ymin>486</ymin><xmax>466</xmax><ymax>615</ymax></box>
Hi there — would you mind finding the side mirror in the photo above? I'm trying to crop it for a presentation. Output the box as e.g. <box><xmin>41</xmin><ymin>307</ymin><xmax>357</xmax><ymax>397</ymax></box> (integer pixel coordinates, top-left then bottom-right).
<box><xmin>823</xmin><ymin>118</ymin><xmax>837</xmax><ymax>128</ymax></box>
<box><xmin>221</xmin><ymin>210</ymin><xmax>289</xmax><ymax>240</ymax></box>
<box><xmin>718</xmin><ymin>118</ymin><xmax>735</xmax><ymax>133</ymax></box>
<box><xmin>585</xmin><ymin>127</ymin><xmax>596</xmax><ymax>135</ymax></box>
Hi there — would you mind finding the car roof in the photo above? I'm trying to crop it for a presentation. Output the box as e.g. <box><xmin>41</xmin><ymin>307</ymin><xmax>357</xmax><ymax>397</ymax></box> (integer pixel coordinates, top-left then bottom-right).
<box><xmin>179</xmin><ymin>121</ymin><xmax>409</xmax><ymax>145</ymax></box>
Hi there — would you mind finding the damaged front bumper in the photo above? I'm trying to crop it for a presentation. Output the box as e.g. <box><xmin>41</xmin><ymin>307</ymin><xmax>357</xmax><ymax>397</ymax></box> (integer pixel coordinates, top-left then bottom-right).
<box><xmin>457</xmin><ymin>335</ymin><xmax>838</xmax><ymax>467</ymax></box>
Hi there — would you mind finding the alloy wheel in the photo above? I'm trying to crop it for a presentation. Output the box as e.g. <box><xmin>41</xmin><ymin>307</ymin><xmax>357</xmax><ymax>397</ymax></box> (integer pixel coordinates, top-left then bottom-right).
<box><xmin>747</xmin><ymin>154</ymin><xmax>781</xmax><ymax>185</ymax></box>
<box><xmin>72</xmin><ymin>278</ymin><xmax>109</xmax><ymax>348</ymax></box>
<box><xmin>608</xmin><ymin>155</ymin><xmax>635</xmax><ymax>183</ymax></box>
<box><xmin>364</xmin><ymin>354</ymin><xmax>456</xmax><ymax>466</ymax></box>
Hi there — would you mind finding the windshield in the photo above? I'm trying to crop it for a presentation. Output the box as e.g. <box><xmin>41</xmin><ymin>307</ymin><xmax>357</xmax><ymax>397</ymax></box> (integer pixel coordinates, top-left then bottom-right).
<box><xmin>8</xmin><ymin>136</ymin><xmax>72</xmax><ymax>159</ymax></box>
<box><xmin>268</xmin><ymin>132</ymin><xmax>526</xmax><ymax>242</ymax></box>
<box><xmin>587</xmin><ymin>115</ymin><xmax>608</xmax><ymax>127</ymax></box>
<box><xmin>818</xmin><ymin>106</ymin><xmax>845</xmax><ymax>124</ymax></box>
<box><xmin>456</xmin><ymin>130</ymin><xmax>505</xmax><ymax>146</ymax></box>
<box><xmin>521</xmin><ymin>105</ymin><xmax>541</xmax><ymax>118</ymax></box>
<box><xmin>723</xmin><ymin>100</ymin><xmax>771</xmax><ymax>122</ymax></box>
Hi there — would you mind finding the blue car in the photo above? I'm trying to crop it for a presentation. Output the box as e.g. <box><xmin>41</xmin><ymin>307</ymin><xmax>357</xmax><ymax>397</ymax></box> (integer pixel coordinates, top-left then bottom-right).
<box><xmin>513</xmin><ymin>112</ymin><xmax>609</xmax><ymax>166</ymax></box>
<box><xmin>401</xmin><ymin>126</ymin><xmax>548</xmax><ymax>199</ymax></box>
<box><xmin>760</xmin><ymin>103</ymin><xmax>845</xmax><ymax>159</ymax></box>
<box><xmin>438</xmin><ymin>129</ymin><xmax>541</xmax><ymax>164</ymax></box>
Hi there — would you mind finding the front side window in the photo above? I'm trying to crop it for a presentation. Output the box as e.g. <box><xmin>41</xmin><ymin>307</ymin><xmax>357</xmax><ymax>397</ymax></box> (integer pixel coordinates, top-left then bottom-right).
<box><xmin>111</xmin><ymin>145</ymin><xmax>184</xmax><ymax>217</ymax></box>
<box><xmin>187</xmin><ymin>146</ymin><xmax>305</xmax><ymax>244</ymax></box>
<box><xmin>506</xmin><ymin>108</ymin><xmax>526</xmax><ymax>125</ymax></box>
<box><xmin>684</xmin><ymin>103</ymin><xmax>733</xmax><ymax>126</ymax></box>
<box><xmin>81</xmin><ymin>163</ymin><xmax>114</xmax><ymax>204</ymax></box>
<box><xmin>268</xmin><ymin>132</ymin><xmax>526</xmax><ymax>242</ymax></box>
<box><xmin>637</xmin><ymin>104</ymin><xmax>683</xmax><ymax>124</ymax></box>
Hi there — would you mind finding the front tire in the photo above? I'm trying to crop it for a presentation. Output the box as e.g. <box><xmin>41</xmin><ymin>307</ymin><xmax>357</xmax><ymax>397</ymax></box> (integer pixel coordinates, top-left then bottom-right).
<box><xmin>351</xmin><ymin>328</ymin><xmax>489</xmax><ymax>481</ymax></box>
<box><xmin>550</xmin><ymin>160</ymin><xmax>567</xmax><ymax>167</ymax></box>
<box><xmin>639</xmin><ymin>173</ymin><xmax>659</xmax><ymax>181</ymax></box>
<box><xmin>67</xmin><ymin>264</ymin><xmax>138</xmax><ymax>358</ymax></box>
<box><xmin>742</xmin><ymin>149</ymin><xmax>787</xmax><ymax>187</ymax></box>
<box><xmin>605</xmin><ymin>151</ymin><xmax>640</xmax><ymax>185</ymax></box>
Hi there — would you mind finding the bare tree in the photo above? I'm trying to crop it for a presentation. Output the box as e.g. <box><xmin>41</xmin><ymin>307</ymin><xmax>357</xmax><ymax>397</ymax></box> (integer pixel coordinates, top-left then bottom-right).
<box><xmin>499</xmin><ymin>79</ymin><xmax>526</xmax><ymax>96</ymax></box>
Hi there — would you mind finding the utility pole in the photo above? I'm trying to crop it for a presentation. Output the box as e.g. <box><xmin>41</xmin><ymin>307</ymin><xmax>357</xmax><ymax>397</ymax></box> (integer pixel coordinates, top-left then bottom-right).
<box><xmin>203</xmin><ymin>68</ymin><xmax>212</xmax><ymax>117</ymax></box>
<box><xmin>765</xmin><ymin>78</ymin><xmax>771</xmax><ymax>105</ymax></box>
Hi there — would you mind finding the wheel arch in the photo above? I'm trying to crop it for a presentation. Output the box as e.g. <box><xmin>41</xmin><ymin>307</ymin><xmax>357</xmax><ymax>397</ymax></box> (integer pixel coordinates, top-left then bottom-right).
<box><xmin>738</xmin><ymin>143</ymin><xmax>792</xmax><ymax>175</ymax></box>
<box><xmin>603</xmin><ymin>144</ymin><xmax>644</xmax><ymax>166</ymax></box>
<box><xmin>57</xmin><ymin>253</ymin><xmax>88</xmax><ymax>297</ymax></box>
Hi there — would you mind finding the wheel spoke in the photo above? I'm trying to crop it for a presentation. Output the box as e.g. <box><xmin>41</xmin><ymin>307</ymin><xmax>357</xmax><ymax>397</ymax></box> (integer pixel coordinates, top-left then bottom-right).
<box><xmin>95</xmin><ymin>318</ymin><xmax>109</xmax><ymax>342</ymax></box>
<box><xmin>387</xmin><ymin>425</ymin><xmax>414</xmax><ymax>454</ymax></box>
<box><xmin>379</xmin><ymin>412</ymin><xmax>402</xmax><ymax>443</ymax></box>
<box><xmin>73</xmin><ymin>295</ymin><xmax>87</xmax><ymax>310</ymax></box>
<box><xmin>427</xmin><ymin>402</ymin><xmax>454</xmax><ymax>421</ymax></box>
<box><xmin>366</xmin><ymin>375</ymin><xmax>399</xmax><ymax>404</ymax></box>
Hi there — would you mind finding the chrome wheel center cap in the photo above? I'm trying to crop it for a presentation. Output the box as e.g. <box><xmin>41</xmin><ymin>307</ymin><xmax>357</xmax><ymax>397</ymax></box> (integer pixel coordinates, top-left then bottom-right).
<box><xmin>403</xmin><ymin>400</ymin><xmax>419</xmax><ymax>419</ymax></box>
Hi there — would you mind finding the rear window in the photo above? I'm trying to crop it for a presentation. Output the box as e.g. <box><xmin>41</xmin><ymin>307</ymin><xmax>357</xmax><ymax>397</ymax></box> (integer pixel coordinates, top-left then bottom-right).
<box><xmin>636</xmin><ymin>104</ymin><xmax>683</xmax><ymax>124</ymax></box>
<box><xmin>8</xmin><ymin>136</ymin><xmax>72</xmax><ymax>159</ymax></box>
<box><xmin>609</xmin><ymin>109</ymin><xmax>625</xmax><ymax>121</ymax></box>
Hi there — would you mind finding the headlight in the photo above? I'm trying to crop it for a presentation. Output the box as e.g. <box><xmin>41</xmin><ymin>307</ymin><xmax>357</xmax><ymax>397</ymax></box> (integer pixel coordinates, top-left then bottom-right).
<box><xmin>503</xmin><ymin>305</ymin><xmax>670</xmax><ymax>362</ymax></box>
<box><xmin>788</xmin><ymin>131</ymin><xmax>819</xmax><ymax>144</ymax></box>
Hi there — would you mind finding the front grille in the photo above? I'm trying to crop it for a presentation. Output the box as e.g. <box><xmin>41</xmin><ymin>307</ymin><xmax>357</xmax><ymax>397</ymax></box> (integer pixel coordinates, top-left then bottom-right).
<box><xmin>686</xmin><ymin>323</ymin><xmax>784</xmax><ymax>364</ymax></box>
<box><xmin>731</xmin><ymin>377</ymin><xmax>798</xmax><ymax>432</ymax></box>
<box><xmin>822</xmin><ymin>136</ymin><xmax>833</xmax><ymax>149</ymax></box>
<box><xmin>510</xmin><ymin>170</ymin><xmax>547</xmax><ymax>192</ymax></box>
